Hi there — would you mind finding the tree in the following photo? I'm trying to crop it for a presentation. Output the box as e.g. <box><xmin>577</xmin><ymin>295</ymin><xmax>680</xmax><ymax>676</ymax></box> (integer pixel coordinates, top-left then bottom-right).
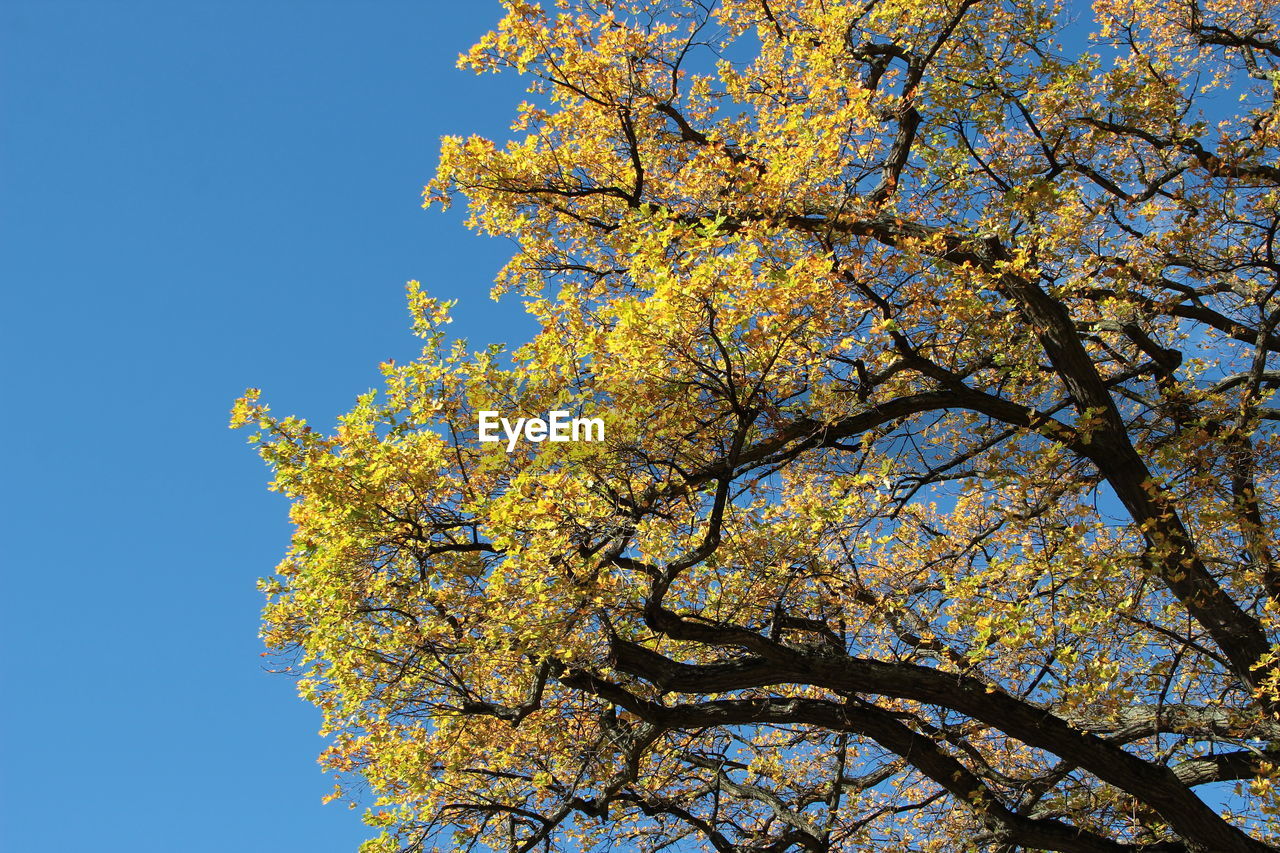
<box><xmin>233</xmin><ymin>0</ymin><xmax>1280</xmax><ymax>850</ymax></box>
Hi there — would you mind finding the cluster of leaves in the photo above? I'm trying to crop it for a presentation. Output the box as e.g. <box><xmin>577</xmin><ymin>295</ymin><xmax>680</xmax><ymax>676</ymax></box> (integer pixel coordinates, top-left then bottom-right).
<box><xmin>235</xmin><ymin>0</ymin><xmax>1280</xmax><ymax>850</ymax></box>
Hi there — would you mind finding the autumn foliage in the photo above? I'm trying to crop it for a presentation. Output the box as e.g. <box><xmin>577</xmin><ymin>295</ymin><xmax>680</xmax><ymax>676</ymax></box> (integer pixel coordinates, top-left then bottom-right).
<box><xmin>235</xmin><ymin>0</ymin><xmax>1280</xmax><ymax>850</ymax></box>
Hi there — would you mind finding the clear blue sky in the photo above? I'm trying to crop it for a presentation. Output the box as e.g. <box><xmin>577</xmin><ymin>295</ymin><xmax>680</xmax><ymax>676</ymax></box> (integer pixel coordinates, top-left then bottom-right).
<box><xmin>1</xmin><ymin>3</ymin><xmax>533</xmax><ymax>849</ymax></box>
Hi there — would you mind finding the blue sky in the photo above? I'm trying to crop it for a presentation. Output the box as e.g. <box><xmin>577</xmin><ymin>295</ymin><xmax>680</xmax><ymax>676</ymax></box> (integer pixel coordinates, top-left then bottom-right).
<box><xmin>1</xmin><ymin>3</ymin><xmax>533</xmax><ymax>849</ymax></box>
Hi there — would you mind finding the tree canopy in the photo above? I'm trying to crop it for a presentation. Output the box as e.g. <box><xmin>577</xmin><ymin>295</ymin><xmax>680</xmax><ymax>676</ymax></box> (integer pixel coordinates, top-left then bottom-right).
<box><xmin>234</xmin><ymin>0</ymin><xmax>1280</xmax><ymax>850</ymax></box>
